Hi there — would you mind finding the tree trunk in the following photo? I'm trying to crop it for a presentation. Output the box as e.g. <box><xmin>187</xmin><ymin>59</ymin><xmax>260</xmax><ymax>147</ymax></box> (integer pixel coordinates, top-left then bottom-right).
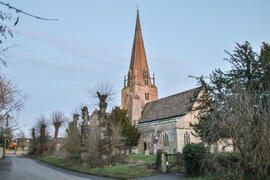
<box><xmin>51</xmin><ymin>126</ymin><xmax>60</xmax><ymax>153</ymax></box>
<box><xmin>39</xmin><ymin>125</ymin><xmax>46</xmax><ymax>154</ymax></box>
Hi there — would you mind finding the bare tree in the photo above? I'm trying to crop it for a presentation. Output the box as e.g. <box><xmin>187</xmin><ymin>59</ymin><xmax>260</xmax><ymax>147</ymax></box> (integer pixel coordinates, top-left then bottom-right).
<box><xmin>50</xmin><ymin>111</ymin><xmax>66</xmax><ymax>153</ymax></box>
<box><xmin>0</xmin><ymin>10</ymin><xmax>16</xmax><ymax>66</ymax></box>
<box><xmin>204</xmin><ymin>85</ymin><xmax>270</xmax><ymax>179</ymax></box>
<box><xmin>29</xmin><ymin>127</ymin><xmax>37</xmax><ymax>155</ymax></box>
<box><xmin>35</xmin><ymin>115</ymin><xmax>49</xmax><ymax>155</ymax></box>
<box><xmin>71</xmin><ymin>103</ymin><xmax>85</xmax><ymax>116</ymax></box>
<box><xmin>0</xmin><ymin>2</ymin><xmax>58</xmax><ymax>21</ymax></box>
<box><xmin>0</xmin><ymin>1</ymin><xmax>57</xmax><ymax>66</ymax></box>
<box><xmin>0</xmin><ymin>76</ymin><xmax>26</xmax><ymax>122</ymax></box>
<box><xmin>88</xmin><ymin>82</ymin><xmax>115</xmax><ymax>111</ymax></box>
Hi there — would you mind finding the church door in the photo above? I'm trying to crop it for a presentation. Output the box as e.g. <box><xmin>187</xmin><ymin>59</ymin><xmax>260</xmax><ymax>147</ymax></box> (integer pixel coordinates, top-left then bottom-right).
<box><xmin>144</xmin><ymin>142</ymin><xmax>147</xmax><ymax>151</ymax></box>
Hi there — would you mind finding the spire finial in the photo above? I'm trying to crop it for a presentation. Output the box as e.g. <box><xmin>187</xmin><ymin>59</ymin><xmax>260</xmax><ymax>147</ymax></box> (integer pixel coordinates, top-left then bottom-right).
<box><xmin>137</xmin><ymin>5</ymin><xmax>139</xmax><ymax>13</ymax></box>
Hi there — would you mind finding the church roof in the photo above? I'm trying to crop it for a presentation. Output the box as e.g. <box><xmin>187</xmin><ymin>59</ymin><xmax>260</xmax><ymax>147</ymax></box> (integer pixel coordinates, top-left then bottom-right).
<box><xmin>140</xmin><ymin>87</ymin><xmax>201</xmax><ymax>123</ymax></box>
<box><xmin>129</xmin><ymin>10</ymin><xmax>150</xmax><ymax>82</ymax></box>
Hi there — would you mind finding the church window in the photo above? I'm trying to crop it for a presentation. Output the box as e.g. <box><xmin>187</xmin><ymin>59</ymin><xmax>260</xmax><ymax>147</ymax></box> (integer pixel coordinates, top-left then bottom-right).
<box><xmin>151</xmin><ymin>134</ymin><xmax>155</xmax><ymax>144</ymax></box>
<box><xmin>145</xmin><ymin>93</ymin><xmax>149</xmax><ymax>100</ymax></box>
<box><xmin>143</xmin><ymin>70</ymin><xmax>149</xmax><ymax>85</ymax></box>
<box><xmin>164</xmin><ymin>133</ymin><xmax>169</xmax><ymax>147</ymax></box>
<box><xmin>184</xmin><ymin>132</ymin><xmax>190</xmax><ymax>145</ymax></box>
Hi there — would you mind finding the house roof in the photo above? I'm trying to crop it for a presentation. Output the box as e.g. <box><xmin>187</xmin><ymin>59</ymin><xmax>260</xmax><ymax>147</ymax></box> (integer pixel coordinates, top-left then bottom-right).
<box><xmin>140</xmin><ymin>87</ymin><xmax>201</xmax><ymax>123</ymax></box>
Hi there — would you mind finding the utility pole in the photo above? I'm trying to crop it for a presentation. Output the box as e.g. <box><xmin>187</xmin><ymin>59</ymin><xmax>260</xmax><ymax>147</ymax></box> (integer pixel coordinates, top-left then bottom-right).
<box><xmin>3</xmin><ymin>115</ymin><xmax>9</xmax><ymax>159</ymax></box>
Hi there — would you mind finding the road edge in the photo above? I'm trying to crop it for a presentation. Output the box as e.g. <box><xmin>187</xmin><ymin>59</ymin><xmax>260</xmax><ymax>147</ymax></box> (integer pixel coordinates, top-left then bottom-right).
<box><xmin>23</xmin><ymin>155</ymin><xmax>119</xmax><ymax>180</ymax></box>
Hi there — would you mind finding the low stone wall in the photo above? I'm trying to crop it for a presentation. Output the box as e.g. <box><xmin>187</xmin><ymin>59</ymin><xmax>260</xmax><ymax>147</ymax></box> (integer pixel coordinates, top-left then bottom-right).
<box><xmin>5</xmin><ymin>149</ymin><xmax>16</xmax><ymax>154</ymax></box>
<box><xmin>4</xmin><ymin>149</ymin><xmax>29</xmax><ymax>155</ymax></box>
<box><xmin>15</xmin><ymin>150</ymin><xmax>29</xmax><ymax>155</ymax></box>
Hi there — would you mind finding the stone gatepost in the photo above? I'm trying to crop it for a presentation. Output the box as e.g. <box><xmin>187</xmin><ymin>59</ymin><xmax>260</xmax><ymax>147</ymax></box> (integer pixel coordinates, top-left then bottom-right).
<box><xmin>161</xmin><ymin>153</ymin><xmax>167</xmax><ymax>173</ymax></box>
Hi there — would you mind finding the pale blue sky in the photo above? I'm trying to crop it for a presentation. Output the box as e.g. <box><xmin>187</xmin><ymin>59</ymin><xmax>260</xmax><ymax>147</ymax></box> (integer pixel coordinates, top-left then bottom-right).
<box><xmin>1</xmin><ymin>0</ymin><xmax>270</xmax><ymax>136</ymax></box>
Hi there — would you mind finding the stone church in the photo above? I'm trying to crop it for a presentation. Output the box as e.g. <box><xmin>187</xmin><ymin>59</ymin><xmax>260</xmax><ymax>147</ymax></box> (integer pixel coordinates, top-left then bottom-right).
<box><xmin>121</xmin><ymin>11</ymin><xmax>201</xmax><ymax>154</ymax></box>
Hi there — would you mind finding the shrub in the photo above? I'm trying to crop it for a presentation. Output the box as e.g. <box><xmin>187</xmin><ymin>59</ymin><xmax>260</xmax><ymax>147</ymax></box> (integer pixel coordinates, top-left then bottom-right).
<box><xmin>183</xmin><ymin>143</ymin><xmax>207</xmax><ymax>176</ymax></box>
<box><xmin>155</xmin><ymin>149</ymin><xmax>165</xmax><ymax>170</ymax></box>
<box><xmin>214</xmin><ymin>152</ymin><xmax>240</xmax><ymax>171</ymax></box>
<box><xmin>63</xmin><ymin>123</ymin><xmax>81</xmax><ymax>160</ymax></box>
<box><xmin>86</xmin><ymin>124</ymin><xmax>127</xmax><ymax>167</ymax></box>
<box><xmin>202</xmin><ymin>152</ymin><xmax>240</xmax><ymax>180</ymax></box>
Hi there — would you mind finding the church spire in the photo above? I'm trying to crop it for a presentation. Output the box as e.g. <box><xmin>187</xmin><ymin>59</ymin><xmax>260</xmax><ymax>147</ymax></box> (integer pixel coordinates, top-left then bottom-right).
<box><xmin>128</xmin><ymin>10</ymin><xmax>151</xmax><ymax>86</ymax></box>
<box><xmin>121</xmin><ymin>10</ymin><xmax>158</xmax><ymax>125</ymax></box>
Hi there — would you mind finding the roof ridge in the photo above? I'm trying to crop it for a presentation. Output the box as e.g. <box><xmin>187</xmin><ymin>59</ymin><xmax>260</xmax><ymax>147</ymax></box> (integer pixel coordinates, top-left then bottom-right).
<box><xmin>140</xmin><ymin>86</ymin><xmax>201</xmax><ymax>123</ymax></box>
<box><xmin>145</xmin><ymin>86</ymin><xmax>201</xmax><ymax>105</ymax></box>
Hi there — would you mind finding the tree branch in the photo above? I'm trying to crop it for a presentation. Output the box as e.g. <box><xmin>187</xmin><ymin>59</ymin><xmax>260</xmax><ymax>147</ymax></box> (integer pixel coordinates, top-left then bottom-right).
<box><xmin>0</xmin><ymin>2</ymin><xmax>58</xmax><ymax>21</ymax></box>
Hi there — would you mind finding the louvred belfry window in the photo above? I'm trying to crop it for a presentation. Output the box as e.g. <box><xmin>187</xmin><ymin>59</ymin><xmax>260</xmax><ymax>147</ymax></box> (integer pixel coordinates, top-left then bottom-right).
<box><xmin>143</xmin><ymin>70</ymin><xmax>149</xmax><ymax>85</ymax></box>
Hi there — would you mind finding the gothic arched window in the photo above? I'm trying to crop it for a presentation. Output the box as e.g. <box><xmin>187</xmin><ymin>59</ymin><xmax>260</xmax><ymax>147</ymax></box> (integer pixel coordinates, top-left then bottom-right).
<box><xmin>184</xmin><ymin>131</ymin><xmax>190</xmax><ymax>145</ymax></box>
<box><xmin>143</xmin><ymin>70</ymin><xmax>149</xmax><ymax>85</ymax></box>
<box><xmin>164</xmin><ymin>133</ymin><xmax>169</xmax><ymax>147</ymax></box>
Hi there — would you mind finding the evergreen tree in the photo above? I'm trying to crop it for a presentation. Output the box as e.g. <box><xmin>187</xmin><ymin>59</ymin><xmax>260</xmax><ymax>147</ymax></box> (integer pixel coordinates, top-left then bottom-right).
<box><xmin>259</xmin><ymin>42</ymin><xmax>270</xmax><ymax>90</ymax></box>
<box><xmin>191</xmin><ymin>41</ymin><xmax>270</xmax><ymax>143</ymax></box>
<box><xmin>110</xmin><ymin>107</ymin><xmax>140</xmax><ymax>147</ymax></box>
<box><xmin>190</xmin><ymin>41</ymin><xmax>270</xmax><ymax>178</ymax></box>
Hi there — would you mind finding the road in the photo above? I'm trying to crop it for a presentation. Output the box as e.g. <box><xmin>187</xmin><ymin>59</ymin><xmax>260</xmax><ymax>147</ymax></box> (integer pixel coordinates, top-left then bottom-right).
<box><xmin>0</xmin><ymin>155</ymin><xmax>114</xmax><ymax>180</ymax></box>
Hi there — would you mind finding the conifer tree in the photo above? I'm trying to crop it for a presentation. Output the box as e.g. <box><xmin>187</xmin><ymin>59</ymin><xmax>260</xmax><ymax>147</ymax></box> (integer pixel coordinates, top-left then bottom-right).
<box><xmin>191</xmin><ymin>41</ymin><xmax>270</xmax><ymax>143</ymax></box>
<box><xmin>190</xmin><ymin>41</ymin><xmax>270</xmax><ymax>178</ymax></box>
<box><xmin>110</xmin><ymin>107</ymin><xmax>140</xmax><ymax>147</ymax></box>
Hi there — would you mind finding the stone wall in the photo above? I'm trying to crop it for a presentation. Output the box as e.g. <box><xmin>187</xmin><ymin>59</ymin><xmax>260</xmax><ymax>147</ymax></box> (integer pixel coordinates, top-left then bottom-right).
<box><xmin>138</xmin><ymin>118</ymin><xmax>178</xmax><ymax>154</ymax></box>
<box><xmin>210</xmin><ymin>139</ymin><xmax>234</xmax><ymax>153</ymax></box>
<box><xmin>137</xmin><ymin>111</ymin><xmax>202</xmax><ymax>154</ymax></box>
<box><xmin>176</xmin><ymin>112</ymin><xmax>201</xmax><ymax>153</ymax></box>
<box><xmin>121</xmin><ymin>84</ymin><xmax>158</xmax><ymax>125</ymax></box>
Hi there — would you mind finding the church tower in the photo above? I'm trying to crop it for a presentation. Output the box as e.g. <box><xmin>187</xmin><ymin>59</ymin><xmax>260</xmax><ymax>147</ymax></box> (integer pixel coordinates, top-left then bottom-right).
<box><xmin>121</xmin><ymin>10</ymin><xmax>158</xmax><ymax>126</ymax></box>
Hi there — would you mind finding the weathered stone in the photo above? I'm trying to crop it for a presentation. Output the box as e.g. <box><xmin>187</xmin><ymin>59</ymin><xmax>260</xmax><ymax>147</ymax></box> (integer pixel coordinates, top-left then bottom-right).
<box><xmin>121</xmin><ymin>10</ymin><xmax>158</xmax><ymax>126</ymax></box>
<box><xmin>161</xmin><ymin>153</ymin><xmax>167</xmax><ymax>173</ymax></box>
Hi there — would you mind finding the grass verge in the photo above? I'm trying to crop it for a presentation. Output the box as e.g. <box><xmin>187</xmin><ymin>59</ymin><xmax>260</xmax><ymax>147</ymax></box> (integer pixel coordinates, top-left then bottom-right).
<box><xmin>129</xmin><ymin>154</ymin><xmax>156</xmax><ymax>164</ymax></box>
<box><xmin>30</xmin><ymin>156</ymin><xmax>155</xmax><ymax>179</ymax></box>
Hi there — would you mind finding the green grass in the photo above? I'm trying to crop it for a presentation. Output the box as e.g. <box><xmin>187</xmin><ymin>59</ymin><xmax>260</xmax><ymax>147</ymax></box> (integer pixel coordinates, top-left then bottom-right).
<box><xmin>129</xmin><ymin>154</ymin><xmax>156</xmax><ymax>164</ymax></box>
<box><xmin>35</xmin><ymin>156</ymin><xmax>155</xmax><ymax>179</ymax></box>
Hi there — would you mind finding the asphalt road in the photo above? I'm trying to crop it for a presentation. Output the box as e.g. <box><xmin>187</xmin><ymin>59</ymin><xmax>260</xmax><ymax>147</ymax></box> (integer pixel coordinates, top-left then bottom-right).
<box><xmin>0</xmin><ymin>155</ymin><xmax>114</xmax><ymax>180</ymax></box>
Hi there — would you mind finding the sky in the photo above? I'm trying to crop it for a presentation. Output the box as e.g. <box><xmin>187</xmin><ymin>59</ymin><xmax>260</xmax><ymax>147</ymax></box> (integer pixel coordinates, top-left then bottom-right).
<box><xmin>1</xmin><ymin>0</ymin><xmax>270</xmax><ymax>137</ymax></box>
